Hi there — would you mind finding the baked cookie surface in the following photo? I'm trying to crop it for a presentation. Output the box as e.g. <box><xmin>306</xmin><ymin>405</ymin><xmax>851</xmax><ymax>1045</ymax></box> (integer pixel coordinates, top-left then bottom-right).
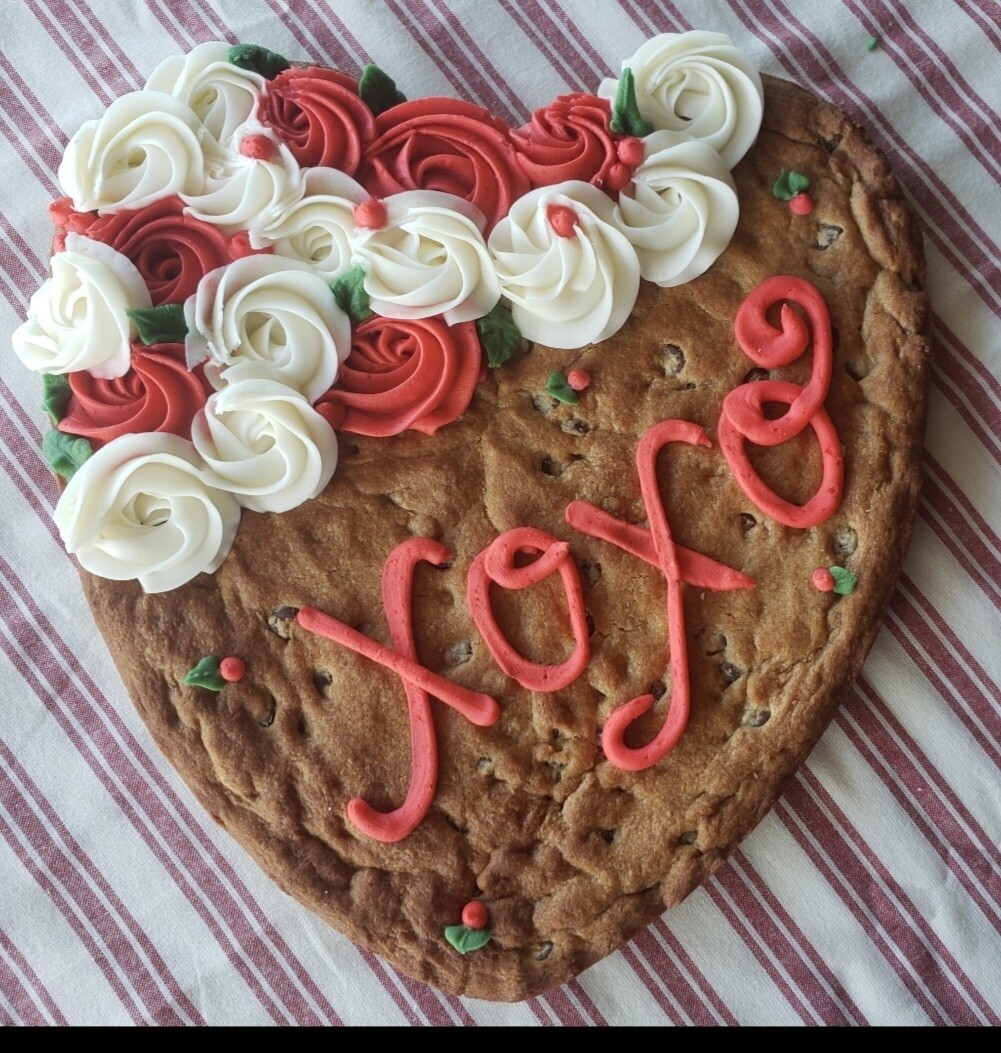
<box><xmin>68</xmin><ymin>69</ymin><xmax>928</xmax><ymax>1002</ymax></box>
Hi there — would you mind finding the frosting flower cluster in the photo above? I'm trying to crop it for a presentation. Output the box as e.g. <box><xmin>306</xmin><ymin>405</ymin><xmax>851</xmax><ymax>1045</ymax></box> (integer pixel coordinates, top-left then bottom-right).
<box><xmin>15</xmin><ymin>30</ymin><xmax>762</xmax><ymax>593</ymax></box>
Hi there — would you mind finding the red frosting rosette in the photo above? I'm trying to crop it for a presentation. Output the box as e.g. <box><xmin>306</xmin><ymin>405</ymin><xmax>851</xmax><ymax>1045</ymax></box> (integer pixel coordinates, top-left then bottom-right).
<box><xmin>511</xmin><ymin>93</ymin><xmax>637</xmax><ymax>194</ymax></box>
<box><xmin>56</xmin><ymin>196</ymin><xmax>232</xmax><ymax>305</ymax></box>
<box><xmin>356</xmin><ymin>98</ymin><xmax>529</xmax><ymax>232</ymax></box>
<box><xmin>258</xmin><ymin>66</ymin><xmax>376</xmax><ymax>172</ymax></box>
<box><xmin>316</xmin><ymin>315</ymin><xmax>483</xmax><ymax>437</ymax></box>
<box><xmin>58</xmin><ymin>343</ymin><xmax>212</xmax><ymax>448</ymax></box>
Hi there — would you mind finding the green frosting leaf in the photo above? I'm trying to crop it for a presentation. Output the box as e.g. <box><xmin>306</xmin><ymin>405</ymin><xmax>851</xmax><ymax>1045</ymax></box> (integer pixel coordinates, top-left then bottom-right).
<box><xmin>42</xmin><ymin>373</ymin><xmax>71</xmax><ymax>425</ymax></box>
<box><xmin>41</xmin><ymin>429</ymin><xmax>92</xmax><ymax>481</ymax></box>
<box><xmin>545</xmin><ymin>371</ymin><xmax>580</xmax><ymax>405</ymax></box>
<box><xmin>330</xmin><ymin>266</ymin><xmax>373</xmax><ymax>323</ymax></box>
<box><xmin>476</xmin><ymin>303</ymin><xmax>522</xmax><ymax>368</ymax></box>
<box><xmin>444</xmin><ymin>924</ymin><xmax>492</xmax><ymax>955</ymax></box>
<box><xmin>773</xmin><ymin>169</ymin><xmax>811</xmax><ymax>201</ymax></box>
<box><xmin>227</xmin><ymin>43</ymin><xmax>291</xmax><ymax>80</ymax></box>
<box><xmin>126</xmin><ymin>303</ymin><xmax>188</xmax><ymax>346</ymax></box>
<box><xmin>358</xmin><ymin>63</ymin><xmax>406</xmax><ymax>116</ymax></box>
<box><xmin>610</xmin><ymin>67</ymin><xmax>654</xmax><ymax>137</ymax></box>
<box><xmin>829</xmin><ymin>565</ymin><xmax>858</xmax><ymax>596</ymax></box>
<box><xmin>183</xmin><ymin>656</ymin><xmax>226</xmax><ymax>692</ymax></box>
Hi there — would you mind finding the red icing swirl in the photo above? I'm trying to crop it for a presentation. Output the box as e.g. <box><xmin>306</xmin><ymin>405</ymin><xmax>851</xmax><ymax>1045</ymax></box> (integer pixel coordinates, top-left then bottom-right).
<box><xmin>58</xmin><ymin>343</ymin><xmax>211</xmax><ymax>448</ymax></box>
<box><xmin>511</xmin><ymin>93</ymin><xmax>628</xmax><ymax>193</ymax></box>
<box><xmin>718</xmin><ymin>276</ymin><xmax>843</xmax><ymax>528</ymax></box>
<box><xmin>316</xmin><ymin>315</ymin><xmax>482</xmax><ymax>437</ymax></box>
<box><xmin>259</xmin><ymin>66</ymin><xmax>376</xmax><ymax>173</ymax></box>
<box><xmin>61</xmin><ymin>196</ymin><xmax>232</xmax><ymax>305</ymax></box>
<box><xmin>357</xmin><ymin>98</ymin><xmax>530</xmax><ymax>232</ymax></box>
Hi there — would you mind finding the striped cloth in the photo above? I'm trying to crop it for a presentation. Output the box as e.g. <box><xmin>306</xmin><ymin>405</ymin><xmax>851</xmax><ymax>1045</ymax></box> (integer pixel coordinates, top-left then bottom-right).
<box><xmin>0</xmin><ymin>0</ymin><xmax>997</xmax><ymax>1027</ymax></box>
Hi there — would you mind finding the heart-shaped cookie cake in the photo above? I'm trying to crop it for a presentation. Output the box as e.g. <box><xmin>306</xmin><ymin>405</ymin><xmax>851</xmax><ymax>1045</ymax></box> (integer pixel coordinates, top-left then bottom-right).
<box><xmin>13</xmin><ymin>31</ymin><xmax>929</xmax><ymax>1000</ymax></box>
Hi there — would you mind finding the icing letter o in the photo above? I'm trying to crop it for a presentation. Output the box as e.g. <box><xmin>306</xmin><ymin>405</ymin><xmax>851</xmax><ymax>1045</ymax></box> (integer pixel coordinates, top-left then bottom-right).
<box><xmin>467</xmin><ymin>527</ymin><xmax>590</xmax><ymax>691</ymax></box>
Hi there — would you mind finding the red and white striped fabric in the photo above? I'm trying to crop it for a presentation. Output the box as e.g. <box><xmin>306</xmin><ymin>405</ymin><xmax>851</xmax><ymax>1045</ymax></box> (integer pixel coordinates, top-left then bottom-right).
<box><xmin>0</xmin><ymin>0</ymin><xmax>997</xmax><ymax>1027</ymax></box>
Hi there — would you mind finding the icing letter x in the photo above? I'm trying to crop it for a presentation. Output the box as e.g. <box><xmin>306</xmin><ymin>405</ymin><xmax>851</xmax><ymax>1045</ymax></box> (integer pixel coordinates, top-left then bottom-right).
<box><xmin>566</xmin><ymin>419</ymin><xmax>755</xmax><ymax>772</ymax></box>
<box><xmin>297</xmin><ymin>538</ymin><xmax>499</xmax><ymax>842</ymax></box>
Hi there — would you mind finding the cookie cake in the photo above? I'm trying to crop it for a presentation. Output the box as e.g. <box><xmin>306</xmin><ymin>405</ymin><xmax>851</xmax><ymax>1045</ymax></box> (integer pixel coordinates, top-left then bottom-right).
<box><xmin>11</xmin><ymin>28</ymin><xmax>929</xmax><ymax>1001</ymax></box>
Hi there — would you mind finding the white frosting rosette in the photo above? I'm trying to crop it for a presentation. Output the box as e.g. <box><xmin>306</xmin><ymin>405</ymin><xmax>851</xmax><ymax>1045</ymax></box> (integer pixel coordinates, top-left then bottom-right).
<box><xmin>252</xmin><ymin>167</ymin><xmax>366</xmax><ymax>282</ymax></box>
<box><xmin>488</xmin><ymin>181</ymin><xmax>640</xmax><ymax>348</ymax></box>
<box><xmin>183</xmin><ymin>129</ymin><xmax>304</xmax><ymax>235</ymax></box>
<box><xmin>613</xmin><ymin>130</ymin><xmax>738</xmax><ymax>287</ymax></box>
<box><xmin>598</xmin><ymin>31</ymin><xmax>763</xmax><ymax>169</ymax></box>
<box><xmin>58</xmin><ymin>91</ymin><xmax>206</xmax><ymax>213</ymax></box>
<box><xmin>12</xmin><ymin>234</ymin><xmax>150</xmax><ymax>378</ymax></box>
<box><xmin>191</xmin><ymin>378</ymin><xmax>338</xmax><ymax>514</ymax></box>
<box><xmin>145</xmin><ymin>41</ymin><xmax>265</xmax><ymax>145</ymax></box>
<box><xmin>184</xmin><ymin>255</ymin><xmax>350</xmax><ymax>403</ymax></box>
<box><xmin>352</xmin><ymin>191</ymin><xmax>501</xmax><ymax>325</ymax></box>
<box><xmin>54</xmin><ymin>432</ymin><xmax>240</xmax><ymax>594</ymax></box>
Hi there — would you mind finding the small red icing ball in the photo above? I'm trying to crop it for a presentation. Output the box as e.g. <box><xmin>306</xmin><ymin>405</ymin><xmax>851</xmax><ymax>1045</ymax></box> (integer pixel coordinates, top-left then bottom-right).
<box><xmin>546</xmin><ymin>203</ymin><xmax>579</xmax><ymax>238</ymax></box>
<box><xmin>789</xmin><ymin>192</ymin><xmax>815</xmax><ymax>216</ymax></box>
<box><xmin>617</xmin><ymin>136</ymin><xmax>645</xmax><ymax>167</ymax></box>
<box><xmin>240</xmin><ymin>134</ymin><xmax>277</xmax><ymax>161</ymax></box>
<box><xmin>219</xmin><ymin>656</ymin><xmax>247</xmax><ymax>682</ymax></box>
<box><xmin>461</xmin><ymin>900</ymin><xmax>489</xmax><ymax>930</ymax></box>
<box><xmin>567</xmin><ymin>368</ymin><xmax>591</xmax><ymax>392</ymax></box>
<box><xmin>812</xmin><ymin>567</ymin><xmax>835</xmax><ymax>593</ymax></box>
<box><xmin>354</xmin><ymin>199</ymin><xmax>389</xmax><ymax>230</ymax></box>
<box><xmin>604</xmin><ymin>161</ymin><xmax>632</xmax><ymax>193</ymax></box>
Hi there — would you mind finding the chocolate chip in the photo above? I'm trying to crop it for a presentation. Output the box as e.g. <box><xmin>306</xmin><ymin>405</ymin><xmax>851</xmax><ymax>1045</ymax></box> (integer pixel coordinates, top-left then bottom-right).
<box><xmin>541</xmin><ymin>456</ymin><xmax>565</xmax><ymax>477</ymax></box>
<box><xmin>268</xmin><ymin>606</ymin><xmax>299</xmax><ymax>639</ymax></box>
<box><xmin>560</xmin><ymin>416</ymin><xmax>591</xmax><ymax>436</ymax></box>
<box><xmin>833</xmin><ymin>525</ymin><xmax>858</xmax><ymax>558</ymax></box>
<box><xmin>740</xmin><ymin>513</ymin><xmax>757</xmax><ymax>535</ymax></box>
<box><xmin>581</xmin><ymin>560</ymin><xmax>602</xmax><ymax>587</ymax></box>
<box><xmin>600</xmin><ymin>829</ymin><xmax>615</xmax><ymax>844</ymax></box>
<box><xmin>721</xmin><ymin>661</ymin><xmax>743</xmax><ymax>685</ymax></box>
<box><xmin>814</xmin><ymin>223</ymin><xmax>843</xmax><ymax>249</ymax></box>
<box><xmin>662</xmin><ymin>343</ymin><xmax>685</xmax><ymax>377</ymax></box>
<box><xmin>650</xmin><ymin>680</ymin><xmax>667</xmax><ymax>700</ymax></box>
<box><xmin>445</xmin><ymin>641</ymin><xmax>473</xmax><ymax>667</ymax></box>
<box><xmin>586</xmin><ymin>611</ymin><xmax>596</xmax><ymax>637</ymax></box>
<box><xmin>312</xmin><ymin>669</ymin><xmax>332</xmax><ymax>697</ymax></box>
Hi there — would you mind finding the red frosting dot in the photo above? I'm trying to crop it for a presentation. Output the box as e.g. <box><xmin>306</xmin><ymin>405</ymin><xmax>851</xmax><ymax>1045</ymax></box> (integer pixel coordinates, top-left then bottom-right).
<box><xmin>617</xmin><ymin>136</ymin><xmax>645</xmax><ymax>167</ymax></box>
<box><xmin>546</xmin><ymin>203</ymin><xmax>579</xmax><ymax>238</ymax></box>
<box><xmin>461</xmin><ymin>900</ymin><xmax>489</xmax><ymax>930</ymax></box>
<box><xmin>604</xmin><ymin>161</ymin><xmax>632</xmax><ymax>193</ymax></box>
<box><xmin>789</xmin><ymin>192</ymin><xmax>815</xmax><ymax>216</ymax></box>
<box><xmin>219</xmin><ymin>656</ymin><xmax>246</xmax><ymax>682</ymax></box>
<box><xmin>240</xmin><ymin>134</ymin><xmax>277</xmax><ymax>161</ymax></box>
<box><xmin>354</xmin><ymin>199</ymin><xmax>388</xmax><ymax>230</ymax></box>
<box><xmin>567</xmin><ymin>368</ymin><xmax>591</xmax><ymax>392</ymax></box>
<box><xmin>812</xmin><ymin>567</ymin><xmax>835</xmax><ymax>592</ymax></box>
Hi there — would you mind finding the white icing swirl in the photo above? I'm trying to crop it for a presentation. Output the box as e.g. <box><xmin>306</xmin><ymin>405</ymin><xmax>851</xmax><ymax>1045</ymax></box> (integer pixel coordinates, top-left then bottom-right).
<box><xmin>12</xmin><ymin>234</ymin><xmax>151</xmax><ymax>378</ymax></box>
<box><xmin>613</xmin><ymin>131</ymin><xmax>738</xmax><ymax>287</ymax></box>
<box><xmin>53</xmin><ymin>432</ymin><xmax>240</xmax><ymax>594</ymax></box>
<box><xmin>252</xmin><ymin>167</ymin><xmax>366</xmax><ymax>282</ymax></box>
<box><xmin>184</xmin><ymin>255</ymin><xmax>350</xmax><ymax>403</ymax></box>
<box><xmin>145</xmin><ymin>41</ymin><xmax>265</xmax><ymax>145</ymax></box>
<box><xmin>182</xmin><ymin>129</ymin><xmax>304</xmax><ymax>235</ymax></box>
<box><xmin>58</xmin><ymin>91</ymin><xmax>206</xmax><ymax>213</ymax></box>
<box><xmin>192</xmin><ymin>378</ymin><xmax>338</xmax><ymax>513</ymax></box>
<box><xmin>352</xmin><ymin>191</ymin><xmax>501</xmax><ymax>325</ymax></box>
<box><xmin>598</xmin><ymin>31</ymin><xmax>763</xmax><ymax>169</ymax></box>
<box><xmin>488</xmin><ymin>181</ymin><xmax>639</xmax><ymax>348</ymax></box>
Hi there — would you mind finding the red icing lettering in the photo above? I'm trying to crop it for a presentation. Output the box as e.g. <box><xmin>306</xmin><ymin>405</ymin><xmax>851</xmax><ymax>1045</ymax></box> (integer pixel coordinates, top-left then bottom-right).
<box><xmin>718</xmin><ymin>275</ymin><xmax>843</xmax><ymax>527</ymax></box>
<box><xmin>298</xmin><ymin>538</ymin><xmax>499</xmax><ymax>843</ymax></box>
<box><xmin>567</xmin><ymin>420</ymin><xmax>754</xmax><ymax>772</ymax></box>
<box><xmin>467</xmin><ymin>527</ymin><xmax>590</xmax><ymax>692</ymax></box>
